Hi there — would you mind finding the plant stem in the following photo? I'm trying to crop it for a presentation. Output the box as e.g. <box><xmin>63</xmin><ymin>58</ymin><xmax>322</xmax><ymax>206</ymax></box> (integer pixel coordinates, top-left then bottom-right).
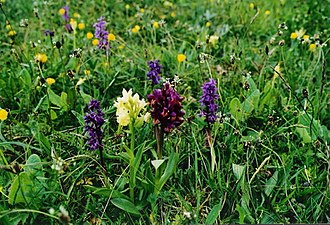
<box><xmin>129</xmin><ymin>122</ymin><xmax>135</xmax><ymax>202</ymax></box>
<box><xmin>206</xmin><ymin>126</ymin><xmax>216</xmax><ymax>174</ymax></box>
<box><xmin>155</xmin><ymin>125</ymin><xmax>164</xmax><ymax>159</ymax></box>
<box><xmin>99</xmin><ymin>145</ymin><xmax>106</xmax><ymax>172</ymax></box>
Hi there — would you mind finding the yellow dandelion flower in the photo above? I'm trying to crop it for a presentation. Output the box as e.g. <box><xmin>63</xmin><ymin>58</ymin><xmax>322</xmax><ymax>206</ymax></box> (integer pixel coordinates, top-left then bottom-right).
<box><xmin>177</xmin><ymin>54</ymin><xmax>186</xmax><ymax>62</ymax></box>
<box><xmin>250</xmin><ymin>3</ymin><xmax>255</xmax><ymax>9</ymax></box>
<box><xmin>290</xmin><ymin>32</ymin><xmax>298</xmax><ymax>39</ymax></box>
<box><xmin>108</xmin><ymin>33</ymin><xmax>116</xmax><ymax>41</ymax></box>
<box><xmin>6</xmin><ymin>24</ymin><xmax>11</xmax><ymax>30</ymax></box>
<box><xmin>86</xmin><ymin>32</ymin><xmax>94</xmax><ymax>39</ymax></box>
<box><xmin>265</xmin><ymin>10</ymin><xmax>270</xmax><ymax>15</ymax></box>
<box><xmin>140</xmin><ymin>8</ymin><xmax>145</xmax><ymax>13</ymax></box>
<box><xmin>35</xmin><ymin>53</ymin><xmax>48</xmax><ymax>63</ymax></box>
<box><xmin>58</xmin><ymin>8</ymin><xmax>65</xmax><ymax>15</ymax></box>
<box><xmin>0</xmin><ymin>109</ymin><xmax>8</xmax><ymax>121</ymax></box>
<box><xmin>153</xmin><ymin>21</ymin><xmax>159</xmax><ymax>29</ymax></box>
<box><xmin>78</xmin><ymin>23</ymin><xmax>85</xmax><ymax>30</ymax></box>
<box><xmin>92</xmin><ymin>39</ymin><xmax>99</xmax><ymax>46</ymax></box>
<box><xmin>206</xmin><ymin>21</ymin><xmax>211</xmax><ymax>27</ymax></box>
<box><xmin>46</xmin><ymin>78</ymin><xmax>56</xmax><ymax>85</ymax></box>
<box><xmin>132</xmin><ymin>25</ymin><xmax>140</xmax><ymax>33</ymax></box>
<box><xmin>309</xmin><ymin>43</ymin><xmax>316</xmax><ymax>51</ymax></box>
<box><xmin>8</xmin><ymin>30</ymin><xmax>16</xmax><ymax>36</ymax></box>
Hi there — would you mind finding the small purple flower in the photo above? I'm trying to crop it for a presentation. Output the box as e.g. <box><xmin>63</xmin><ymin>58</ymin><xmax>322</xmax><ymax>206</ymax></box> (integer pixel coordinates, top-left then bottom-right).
<box><xmin>199</xmin><ymin>78</ymin><xmax>219</xmax><ymax>124</ymax></box>
<box><xmin>65</xmin><ymin>23</ymin><xmax>73</xmax><ymax>33</ymax></box>
<box><xmin>44</xmin><ymin>30</ymin><xmax>55</xmax><ymax>37</ymax></box>
<box><xmin>62</xmin><ymin>5</ymin><xmax>70</xmax><ymax>21</ymax></box>
<box><xmin>147</xmin><ymin>60</ymin><xmax>162</xmax><ymax>85</ymax></box>
<box><xmin>84</xmin><ymin>99</ymin><xmax>105</xmax><ymax>150</ymax></box>
<box><xmin>93</xmin><ymin>16</ymin><xmax>109</xmax><ymax>49</ymax></box>
<box><xmin>148</xmin><ymin>82</ymin><xmax>185</xmax><ymax>133</ymax></box>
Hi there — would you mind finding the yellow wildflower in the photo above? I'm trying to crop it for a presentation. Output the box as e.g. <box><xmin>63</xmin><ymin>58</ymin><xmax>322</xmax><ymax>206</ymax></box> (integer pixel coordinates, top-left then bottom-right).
<box><xmin>78</xmin><ymin>23</ymin><xmax>85</xmax><ymax>30</ymax></box>
<box><xmin>35</xmin><ymin>53</ymin><xmax>48</xmax><ymax>63</ymax></box>
<box><xmin>273</xmin><ymin>63</ymin><xmax>281</xmax><ymax>79</ymax></box>
<box><xmin>132</xmin><ymin>25</ymin><xmax>140</xmax><ymax>33</ymax></box>
<box><xmin>46</xmin><ymin>78</ymin><xmax>56</xmax><ymax>85</ymax></box>
<box><xmin>206</xmin><ymin>21</ymin><xmax>211</xmax><ymax>27</ymax></box>
<box><xmin>6</xmin><ymin>24</ymin><xmax>11</xmax><ymax>30</ymax></box>
<box><xmin>118</xmin><ymin>45</ymin><xmax>124</xmax><ymax>50</ymax></box>
<box><xmin>209</xmin><ymin>35</ymin><xmax>219</xmax><ymax>45</ymax></box>
<box><xmin>265</xmin><ymin>10</ymin><xmax>270</xmax><ymax>15</ymax></box>
<box><xmin>8</xmin><ymin>30</ymin><xmax>16</xmax><ymax>36</ymax></box>
<box><xmin>73</xmin><ymin>12</ymin><xmax>80</xmax><ymax>18</ymax></box>
<box><xmin>125</xmin><ymin>4</ymin><xmax>130</xmax><ymax>10</ymax></box>
<box><xmin>0</xmin><ymin>109</ymin><xmax>8</xmax><ymax>121</ymax></box>
<box><xmin>92</xmin><ymin>39</ymin><xmax>99</xmax><ymax>46</ymax></box>
<box><xmin>164</xmin><ymin>1</ymin><xmax>173</xmax><ymax>7</ymax></box>
<box><xmin>86</xmin><ymin>32</ymin><xmax>94</xmax><ymax>39</ymax></box>
<box><xmin>84</xmin><ymin>70</ymin><xmax>91</xmax><ymax>75</ymax></box>
<box><xmin>303</xmin><ymin>35</ymin><xmax>309</xmax><ymax>40</ymax></box>
<box><xmin>290</xmin><ymin>32</ymin><xmax>298</xmax><ymax>39</ymax></box>
<box><xmin>170</xmin><ymin>12</ymin><xmax>176</xmax><ymax>18</ymax></box>
<box><xmin>58</xmin><ymin>8</ymin><xmax>65</xmax><ymax>15</ymax></box>
<box><xmin>70</xmin><ymin>18</ymin><xmax>77</xmax><ymax>30</ymax></box>
<box><xmin>177</xmin><ymin>54</ymin><xmax>186</xmax><ymax>62</ymax></box>
<box><xmin>76</xmin><ymin>78</ymin><xmax>86</xmax><ymax>87</ymax></box>
<box><xmin>140</xmin><ymin>8</ymin><xmax>145</xmax><ymax>13</ymax></box>
<box><xmin>250</xmin><ymin>3</ymin><xmax>254</xmax><ymax>9</ymax></box>
<box><xmin>309</xmin><ymin>43</ymin><xmax>316</xmax><ymax>51</ymax></box>
<box><xmin>153</xmin><ymin>21</ymin><xmax>159</xmax><ymax>29</ymax></box>
<box><xmin>108</xmin><ymin>33</ymin><xmax>116</xmax><ymax>41</ymax></box>
<box><xmin>114</xmin><ymin>89</ymin><xmax>147</xmax><ymax>127</ymax></box>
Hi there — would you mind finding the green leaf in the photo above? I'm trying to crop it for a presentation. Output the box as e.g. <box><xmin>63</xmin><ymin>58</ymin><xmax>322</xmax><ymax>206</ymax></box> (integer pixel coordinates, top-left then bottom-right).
<box><xmin>71</xmin><ymin>110</ymin><xmax>84</xmax><ymax>126</ymax></box>
<box><xmin>50</xmin><ymin>109</ymin><xmax>57</xmax><ymax>120</ymax></box>
<box><xmin>79</xmin><ymin>91</ymin><xmax>92</xmax><ymax>104</ymax></box>
<box><xmin>242</xmin><ymin>90</ymin><xmax>260</xmax><ymax>114</ymax></box>
<box><xmin>47</xmin><ymin>88</ymin><xmax>68</xmax><ymax>111</ymax></box>
<box><xmin>205</xmin><ymin>202</ymin><xmax>222</xmax><ymax>224</ymax></box>
<box><xmin>111</xmin><ymin>198</ymin><xmax>141</xmax><ymax>216</ymax></box>
<box><xmin>24</xmin><ymin>154</ymin><xmax>42</xmax><ymax>175</ymax></box>
<box><xmin>90</xmin><ymin>187</ymin><xmax>128</xmax><ymax>199</ymax></box>
<box><xmin>60</xmin><ymin>92</ymin><xmax>68</xmax><ymax>111</ymax></box>
<box><xmin>156</xmin><ymin>151</ymin><xmax>179</xmax><ymax>196</ymax></box>
<box><xmin>232</xmin><ymin>163</ymin><xmax>245</xmax><ymax>181</ymax></box>
<box><xmin>47</xmin><ymin>88</ymin><xmax>62</xmax><ymax>108</ymax></box>
<box><xmin>19</xmin><ymin>69</ymin><xmax>32</xmax><ymax>88</ymax></box>
<box><xmin>8</xmin><ymin>172</ymin><xmax>34</xmax><ymax>205</ymax></box>
<box><xmin>229</xmin><ymin>98</ymin><xmax>243</xmax><ymax>122</ymax></box>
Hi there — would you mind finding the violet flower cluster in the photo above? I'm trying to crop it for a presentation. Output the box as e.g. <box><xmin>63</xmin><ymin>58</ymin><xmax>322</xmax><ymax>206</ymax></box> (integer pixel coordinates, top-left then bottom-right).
<box><xmin>93</xmin><ymin>16</ymin><xmax>109</xmax><ymax>49</ymax></box>
<box><xmin>199</xmin><ymin>78</ymin><xmax>219</xmax><ymax>124</ymax></box>
<box><xmin>59</xmin><ymin>5</ymin><xmax>72</xmax><ymax>32</ymax></box>
<box><xmin>147</xmin><ymin>60</ymin><xmax>162</xmax><ymax>85</ymax></box>
<box><xmin>148</xmin><ymin>82</ymin><xmax>185</xmax><ymax>133</ymax></box>
<box><xmin>61</xmin><ymin>5</ymin><xmax>70</xmax><ymax>21</ymax></box>
<box><xmin>84</xmin><ymin>99</ymin><xmax>105</xmax><ymax>150</ymax></box>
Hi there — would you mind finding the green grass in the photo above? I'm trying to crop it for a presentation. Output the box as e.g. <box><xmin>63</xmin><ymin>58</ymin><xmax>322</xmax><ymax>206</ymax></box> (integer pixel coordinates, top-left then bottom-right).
<box><xmin>0</xmin><ymin>0</ymin><xmax>329</xmax><ymax>224</ymax></box>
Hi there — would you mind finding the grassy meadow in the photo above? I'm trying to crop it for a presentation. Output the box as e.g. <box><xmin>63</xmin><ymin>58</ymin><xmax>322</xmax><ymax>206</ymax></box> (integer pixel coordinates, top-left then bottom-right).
<box><xmin>0</xmin><ymin>0</ymin><xmax>329</xmax><ymax>224</ymax></box>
